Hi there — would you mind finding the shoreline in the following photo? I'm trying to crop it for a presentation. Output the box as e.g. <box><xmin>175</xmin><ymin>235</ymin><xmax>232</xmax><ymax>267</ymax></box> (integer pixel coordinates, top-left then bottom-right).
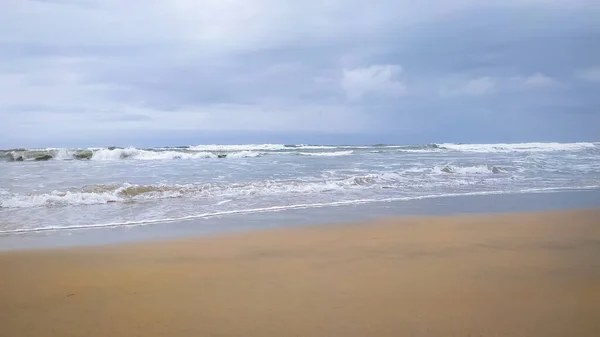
<box><xmin>2</xmin><ymin>188</ymin><xmax>600</xmax><ymax>251</ymax></box>
<box><xmin>2</xmin><ymin>207</ymin><xmax>600</xmax><ymax>254</ymax></box>
<box><xmin>1</xmin><ymin>209</ymin><xmax>599</xmax><ymax>336</ymax></box>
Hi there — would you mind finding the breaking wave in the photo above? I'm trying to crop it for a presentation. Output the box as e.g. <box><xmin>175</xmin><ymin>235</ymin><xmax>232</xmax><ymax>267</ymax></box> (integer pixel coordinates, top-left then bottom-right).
<box><xmin>0</xmin><ymin>142</ymin><xmax>597</xmax><ymax>162</ymax></box>
<box><xmin>299</xmin><ymin>150</ymin><xmax>354</xmax><ymax>157</ymax></box>
<box><xmin>0</xmin><ymin>164</ymin><xmax>518</xmax><ymax>209</ymax></box>
<box><xmin>0</xmin><ymin>174</ymin><xmax>387</xmax><ymax>209</ymax></box>
<box><xmin>91</xmin><ymin>148</ymin><xmax>216</xmax><ymax>160</ymax></box>
<box><xmin>0</xmin><ymin>147</ymin><xmax>264</xmax><ymax>161</ymax></box>
<box><xmin>436</xmin><ymin>142</ymin><xmax>598</xmax><ymax>153</ymax></box>
<box><xmin>188</xmin><ymin>144</ymin><xmax>287</xmax><ymax>151</ymax></box>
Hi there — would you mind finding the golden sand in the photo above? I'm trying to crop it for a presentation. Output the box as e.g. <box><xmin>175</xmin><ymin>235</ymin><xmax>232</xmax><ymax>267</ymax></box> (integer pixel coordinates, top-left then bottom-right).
<box><xmin>1</xmin><ymin>209</ymin><xmax>599</xmax><ymax>336</ymax></box>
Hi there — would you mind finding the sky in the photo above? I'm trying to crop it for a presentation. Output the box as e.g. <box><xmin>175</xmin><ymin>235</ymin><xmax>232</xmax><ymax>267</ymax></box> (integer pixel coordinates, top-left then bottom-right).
<box><xmin>1</xmin><ymin>0</ymin><xmax>600</xmax><ymax>147</ymax></box>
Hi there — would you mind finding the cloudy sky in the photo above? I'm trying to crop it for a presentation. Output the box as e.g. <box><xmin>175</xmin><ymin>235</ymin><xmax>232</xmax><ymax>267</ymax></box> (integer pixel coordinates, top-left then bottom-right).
<box><xmin>1</xmin><ymin>0</ymin><xmax>599</xmax><ymax>147</ymax></box>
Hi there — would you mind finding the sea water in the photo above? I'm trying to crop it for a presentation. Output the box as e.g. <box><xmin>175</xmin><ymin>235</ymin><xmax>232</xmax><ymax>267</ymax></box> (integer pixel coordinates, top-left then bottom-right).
<box><xmin>1</xmin><ymin>142</ymin><xmax>599</xmax><ymax>237</ymax></box>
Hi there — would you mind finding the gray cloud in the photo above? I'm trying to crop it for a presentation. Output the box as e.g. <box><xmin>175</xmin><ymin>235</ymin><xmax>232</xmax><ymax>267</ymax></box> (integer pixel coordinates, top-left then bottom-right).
<box><xmin>1</xmin><ymin>0</ymin><xmax>599</xmax><ymax>147</ymax></box>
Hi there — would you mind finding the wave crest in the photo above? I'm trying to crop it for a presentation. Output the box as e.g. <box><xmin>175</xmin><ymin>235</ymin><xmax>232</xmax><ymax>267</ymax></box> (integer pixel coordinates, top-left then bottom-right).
<box><xmin>0</xmin><ymin>148</ymin><xmax>266</xmax><ymax>161</ymax></box>
<box><xmin>0</xmin><ymin>164</ymin><xmax>513</xmax><ymax>209</ymax></box>
<box><xmin>188</xmin><ymin>144</ymin><xmax>286</xmax><ymax>151</ymax></box>
<box><xmin>1</xmin><ymin>142</ymin><xmax>597</xmax><ymax>162</ymax></box>
<box><xmin>437</xmin><ymin>142</ymin><xmax>597</xmax><ymax>153</ymax></box>
<box><xmin>91</xmin><ymin>148</ymin><xmax>217</xmax><ymax>160</ymax></box>
<box><xmin>299</xmin><ymin>150</ymin><xmax>354</xmax><ymax>157</ymax></box>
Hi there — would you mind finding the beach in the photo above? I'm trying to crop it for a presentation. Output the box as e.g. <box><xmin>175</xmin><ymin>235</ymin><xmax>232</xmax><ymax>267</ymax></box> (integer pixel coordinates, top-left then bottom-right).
<box><xmin>1</xmin><ymin>209</ymin><xmax>599</xmax><ymax>337</ymax></box>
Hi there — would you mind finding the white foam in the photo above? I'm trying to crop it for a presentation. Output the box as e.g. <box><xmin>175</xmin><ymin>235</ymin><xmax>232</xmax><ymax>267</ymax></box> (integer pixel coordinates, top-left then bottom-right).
<box><xmin>0</xmin><ymin>166</ymin><xmax>510</xmax><ymax>209</ymax></box>
<box><xmin>297</xmin><ymin>145</ymin><xmax>402</xmax><ymax>150</ymax></box>
<box><xmin>52</xmin><ymin>148</ymin><xmax>76</xmax><ymax>160</ymax></box>
<box><xmin>403</xmin><ymin>167</ymin><xmax>431</xmax><ymax>173</ymax></box>
<box><xmin>0</xmin><ymin>183</ymin><xmax>195</xmax><ymax>208</ymax></box>
<box><xmin>438</xmin><ymin>165</ymin><xmax>505</xmax><ymax>174</ymax></box>
<box><xmin>225</xmin><ymin>151</ymin><xmax>263</xmax><ymax>158</ymax></box>
<box><xmin>4</xmin><ymin>186</ymin><xmax>599</xmax><ymax>234</ymax></box>
<box><xmin>295</xmin><ymin>145</ymin><xmax>343</xmax><ymax>150</ymax></box>
<box><xmin>189</xmin><ymin>144</ymin><xmax>286</xmax><ymax>151</ymax></box>
<box><xmin>91</xmin><ymin>148</ymin><xmax>216</xmax><ymax>161</ymax></box>
<box><xmin>0</xmin><ymin>164</ymin><xmax>521</xmax><ymax>210</ymax></box>
<box><xmin>438</xmin><ymin>142</ymin><xmax>597</xmax><ymax>153</ymax></box>
<box><xmin>0</xmin><ymin>190</ymin><xmax>122</xmax><ymax>208</ymax></box>
<box><xmin>88</xmin><ymin>148</ymin><xmax>263</xmax><ymax>160</ymax></box>
<box><xmin>299</xmin><ymin>150</ymin><xmax>354</xmax><ymax>157</ymax></box>
<box><xmin>6</xmin><ymin>142</ymin><xmax>596</xmax><ymax>162</ymax></box>
<box><xmin>398</xmin><ymin>149</ymin><xmax>440</xmax><ymax>153</ymax></box>
<box><xmin>0</xmin><ymin>172</ymin><xmax>396</xmax><ymax>209</ymax></box>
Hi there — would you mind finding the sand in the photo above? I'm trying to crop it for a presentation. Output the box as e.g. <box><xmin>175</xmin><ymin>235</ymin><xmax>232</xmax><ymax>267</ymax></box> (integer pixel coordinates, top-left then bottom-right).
<box><xmin>1</xmin><ymin>209</ymin><xmax>599</xmax><ymax>337</ymax></box>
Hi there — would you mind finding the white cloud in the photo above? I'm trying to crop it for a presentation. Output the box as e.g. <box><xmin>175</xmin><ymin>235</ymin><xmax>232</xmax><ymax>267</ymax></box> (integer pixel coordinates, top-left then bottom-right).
<box><xmin>341</xmin><ymin>65</ymin><xmax>406</xmax><ymax>101</ymax></box>
<box><xmin>577</xmin><ymin>67</ymin><xmax>600</xmax><ymax>82</ymax></box>
<box><xmin>516</xmin><ymin>73</ymin><xmax>562</xmax><ymax>88</ymax></box>
<box><xmin>462</xmin><ymin>77</ymin><xmax>496</xmax><ymax>95</ymax></box>
<box><xmin>440</xmin><ymin>77</ymin><xmax>496</xmax><ymax>97</ymax></box>
<box><xmin>502</xmin><ymin>73</ymin><xmax>565</xmax><ymax>92</ymax></box>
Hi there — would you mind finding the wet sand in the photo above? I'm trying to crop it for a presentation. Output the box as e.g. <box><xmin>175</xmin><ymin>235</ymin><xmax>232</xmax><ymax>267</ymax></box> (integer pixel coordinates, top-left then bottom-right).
<box><xmin>1</xmin><ymin>209</ymin><xmax>599</xmax><ymax>336</ymax></box>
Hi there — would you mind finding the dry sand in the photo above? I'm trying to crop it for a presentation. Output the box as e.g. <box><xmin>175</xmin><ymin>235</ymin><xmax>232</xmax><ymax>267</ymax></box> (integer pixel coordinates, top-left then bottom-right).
<box><xmin>1</xmin><ymin>209</ymin><xmax>599</xmax><ymax>337</ymax></box>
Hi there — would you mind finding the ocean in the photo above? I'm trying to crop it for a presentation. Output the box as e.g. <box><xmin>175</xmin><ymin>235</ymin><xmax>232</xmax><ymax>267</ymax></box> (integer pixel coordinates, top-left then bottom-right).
<box><xmin>1</xmin><ymin>142</ymin><xmax>599</xmax><ymax>242</ymax></box>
